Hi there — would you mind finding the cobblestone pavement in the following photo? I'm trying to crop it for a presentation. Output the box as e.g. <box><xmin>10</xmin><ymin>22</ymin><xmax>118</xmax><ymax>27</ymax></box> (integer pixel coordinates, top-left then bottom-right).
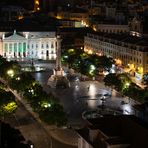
<box><xmin>12</xmin><ymin>90</ymin><xmax>78</xmax><ymax>147</ymax></box>
<box><xmin>1</xmin><ymin>70</ymin><xmax>140</xmax><ymax>148</ymax></box>
<box><xmin>31</xmin><ymin>71</ymin><xmax>140</xmax><ymax>147</ymax></box>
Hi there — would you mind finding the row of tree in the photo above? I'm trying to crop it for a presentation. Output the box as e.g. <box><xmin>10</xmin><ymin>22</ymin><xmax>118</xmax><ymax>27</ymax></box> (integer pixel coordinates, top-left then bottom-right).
<box><xmin>61</xmin><ymin>48</ymin><xmax>114</xmax><ymax>77</ymax></box>
<box><xmin>104</xmin><ymin>73</ymin><xmax>148</xmax><ymax>102</ymax></box>
<box><xmin>61</xmin><ymin>48</ymin><xmax>148</xmax><ymax>102</ymax></box>
<box><xmin>0</xmin><ymin>55</ymin><xmax>67</xmax><ymax>126</ymax></box>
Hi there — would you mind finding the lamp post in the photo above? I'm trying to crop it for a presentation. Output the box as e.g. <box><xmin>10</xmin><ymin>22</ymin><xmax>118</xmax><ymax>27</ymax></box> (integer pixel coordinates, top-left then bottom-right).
<box><xmin>7</xmin><ymin>69</ymin><xmax>14</xmax><ymax>78</ymax></box>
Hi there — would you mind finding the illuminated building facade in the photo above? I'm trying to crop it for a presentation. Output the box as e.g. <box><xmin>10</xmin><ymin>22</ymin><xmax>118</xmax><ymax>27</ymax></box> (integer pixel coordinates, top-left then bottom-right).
<box><xmin>0</xmin><ymin>31</ymin><xmax>59</xmax><ymax>60</ymax></box>
<box><xmin>56</xmin><ymin>9</ymin><xmax>89</xmax><ymax>27</ymax></box>
<box><xmin>84</xmin><ymin>32</ymin><xmax>148</xmax><ymax>79</ymax></box>
<box><xmin>34</xmin><ymin>0</ymin><xmax>40</xmax><ymax>11</ymax></box>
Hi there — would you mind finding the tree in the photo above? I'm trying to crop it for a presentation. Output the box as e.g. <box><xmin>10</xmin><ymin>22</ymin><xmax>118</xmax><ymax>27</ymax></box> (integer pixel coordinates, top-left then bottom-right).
<box><xmin>0</xmin><ymin>60</ymin><xmax>21</xmax><ymax>80</ymax></box>
<box><xmin>39</xmin><ymin>103</ymin><xmax>67</xmax><ymax>126</ymax></box>
<box><xmin>0</xmin><ymin>89</ymin><xmax>17</xmax><ymax>117</ymax></box>
<box><xmin>9</xmin><ymin>72</ymin><xmax>36</xmax><ymax>92</ymax></box>
<box><xmin>104</xmin><ymin>73</ymin><xmax>121</xmax><ymax>89</ymax></box>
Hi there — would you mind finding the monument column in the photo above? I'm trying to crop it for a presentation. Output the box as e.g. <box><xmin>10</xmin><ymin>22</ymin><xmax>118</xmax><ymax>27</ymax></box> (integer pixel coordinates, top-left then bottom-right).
<box><xmin>47</xmin><ymin>35</ymin><xmax>70</xmax><ymax>88</ymax></box>
<box><xmin>56</xmin><ymin>35</ymin><xmax>62</xmax><ymax>70</ymax></box>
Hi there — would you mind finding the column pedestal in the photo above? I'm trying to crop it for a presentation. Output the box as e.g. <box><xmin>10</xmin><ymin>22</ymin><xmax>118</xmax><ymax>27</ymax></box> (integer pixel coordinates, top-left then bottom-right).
<box><xmin>47</xmin><ymin>35</ymin><xmax>70</xmax><ymax>88</ymax></box>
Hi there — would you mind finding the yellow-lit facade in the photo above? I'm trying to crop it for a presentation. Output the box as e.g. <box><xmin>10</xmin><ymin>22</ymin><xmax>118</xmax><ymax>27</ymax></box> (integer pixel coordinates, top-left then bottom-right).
<box><xmin>34</xmin><ymin>0</ymin><xmax>40</xmax><ymax>11</ymax></box>
<box><xmin>84</xmin><ymin>33</ymin><xmax>148</xmax><ymax>78</ymax></box>
<box><xmin>56</xmin><ymin>11</ymin><xmax>89</xmax><ymax>26</ymax></box>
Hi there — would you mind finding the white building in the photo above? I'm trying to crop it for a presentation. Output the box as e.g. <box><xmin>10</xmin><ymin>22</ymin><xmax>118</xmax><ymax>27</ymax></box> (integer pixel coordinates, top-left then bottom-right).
<box><xmin>0</xmin><ymin>31</ymin><xmax>60</xmax><ymax>60</ymax></box>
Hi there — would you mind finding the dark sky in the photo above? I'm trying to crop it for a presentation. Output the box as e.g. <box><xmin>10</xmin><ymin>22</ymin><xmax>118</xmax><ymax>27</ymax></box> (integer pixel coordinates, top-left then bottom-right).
<box><xmin>0</xmin><ymin>0</ymin><xmax>34</xmax><ymax>9</ymax></box>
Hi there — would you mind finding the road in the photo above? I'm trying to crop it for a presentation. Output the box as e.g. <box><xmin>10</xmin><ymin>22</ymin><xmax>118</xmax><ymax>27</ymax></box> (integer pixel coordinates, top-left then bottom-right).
<box><xmin>4</xmin><ymin>99</ymin><xmax>77</xmax><ymax>148</ymax></box>
<box><xmin>1</xmin><ymin>65</ymin><xmax>138</xmax><ymax>148</ymax></box>
<box><xmin>4</xmin><ymin>101</ymin><xmax>51</xmax><ymax>148</ymax></box>
<box><xmin>32</xmin><ymin>70</ymin><xmax>137</xmax><ymax>127</ymax></box>
<box><xmin>1</xmin><ymin>76</ymin><xmax>78</xmax><ymax>148</ymax></box>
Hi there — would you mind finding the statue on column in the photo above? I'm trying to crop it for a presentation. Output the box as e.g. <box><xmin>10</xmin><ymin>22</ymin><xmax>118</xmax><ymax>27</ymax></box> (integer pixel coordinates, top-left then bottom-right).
<box><xmin>47</xmin><ymin>35</ymin><xmax>70</xmax><ymax>88</ymax></box>
<box><xmin>53</xmin><ymin>35</ymin><xmax>64</xmax><ymax>76</ymax></box>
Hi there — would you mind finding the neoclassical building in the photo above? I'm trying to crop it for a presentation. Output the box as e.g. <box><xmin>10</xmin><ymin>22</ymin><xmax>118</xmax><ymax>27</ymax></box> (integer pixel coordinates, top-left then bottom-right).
<box><xmin>84</xmin><ymin>32</ymin><xmax>148</xmax><ymax>80</ymax></box>
<box><xmin>0</xmin><ymin>31</ymin><xmax>60</xmax><ymax>60</ymax></box>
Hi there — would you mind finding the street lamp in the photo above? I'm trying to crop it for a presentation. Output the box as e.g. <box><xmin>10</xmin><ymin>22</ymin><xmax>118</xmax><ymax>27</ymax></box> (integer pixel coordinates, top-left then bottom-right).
<box><xmin>125</xmin><ymin>82</ymin><xmax>130</xmax><ymax>88</ymax></box>
<box><xmin>28</xmin><ymin>89</ymin><xmax>34</xmax><ymax>95</ymax></box>
<box><xmin>43</xmin><ymin>103</ymin><xmax>51</xmax><ymax>108</ymax></box>
<box><xmin>16</xmin><ymin>77</ymin><xmax>20</xmax><ymax>80</ymax></box>
<box><xmin>89</xmin><ymin>65</ymin><xmax>95</xmax><ymax>75</ymax></box>
<box><xmin>7</xmin><ymin>69</ymin><xmax>14</xmax><ymax>77</ymax></box>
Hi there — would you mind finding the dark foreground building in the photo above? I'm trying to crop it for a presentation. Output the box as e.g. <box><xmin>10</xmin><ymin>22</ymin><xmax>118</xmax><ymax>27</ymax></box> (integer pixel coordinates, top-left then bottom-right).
<box><xmin>0</xmin><ymin>120</ymin><xmax>32</xmax><ymax>148</ymax></box>
<box><xmin>77</xmin><ymin>115</ymin><xmax>148</xmax><ymax>148</ymax></box>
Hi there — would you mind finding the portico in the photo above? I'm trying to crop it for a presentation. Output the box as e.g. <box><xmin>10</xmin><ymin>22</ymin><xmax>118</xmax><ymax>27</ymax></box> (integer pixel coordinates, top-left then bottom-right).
<box><xmin>0</xmin><ymin>31</ymin><xmax>58</xmax><ymax>60</ymax></box>
<box><xmin>3</xmin><ymin>32</ymin><xmax>27</xmax><ymax>58</ymax></box>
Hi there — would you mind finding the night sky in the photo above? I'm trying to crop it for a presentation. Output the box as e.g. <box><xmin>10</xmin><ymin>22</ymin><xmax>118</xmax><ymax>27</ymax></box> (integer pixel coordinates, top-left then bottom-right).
<box><xmin>0</xmin><ymin>0</ymin><xmax>34</xmax><ymax>10</ymax></box>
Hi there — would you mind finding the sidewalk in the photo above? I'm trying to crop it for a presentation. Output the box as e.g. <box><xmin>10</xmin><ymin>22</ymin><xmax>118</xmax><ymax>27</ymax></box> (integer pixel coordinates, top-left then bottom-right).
<box><xmin>12</xmin><ymin>90</ymin><xmax>78</xmax><ymax>147</ymax></box>
<box><xmin>0</xmin><ymin>77</ymin><xmax>78</xmax><ymax>147</ymax></box>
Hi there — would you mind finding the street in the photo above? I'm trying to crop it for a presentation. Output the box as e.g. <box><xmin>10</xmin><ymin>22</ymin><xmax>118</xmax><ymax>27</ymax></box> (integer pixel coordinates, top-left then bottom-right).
<box><xmin>32</xmin><ymin>70</ymin><xmax>137</xmax><ymax>127</ymax></box>
<box><xmin>1</xmin><ymin>67</ymin><xmax>138</xmax><ymax>148</ymax></box>
<box><xmin>4</xmin><ymin>99</ymin><xmax>77</xmax><ymax>148</ymax></box>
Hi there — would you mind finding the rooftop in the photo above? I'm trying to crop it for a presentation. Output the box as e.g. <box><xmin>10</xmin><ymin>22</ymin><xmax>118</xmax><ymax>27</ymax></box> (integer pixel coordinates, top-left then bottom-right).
<box><xmin>87</xmin><ymin>31</ymin><xmax>148</xmax><ymax>51</ymax></box>
<box><xmin>77</xmin><ymin>115</ymin><xmax>148</xmax><ymax>148</ymax></box>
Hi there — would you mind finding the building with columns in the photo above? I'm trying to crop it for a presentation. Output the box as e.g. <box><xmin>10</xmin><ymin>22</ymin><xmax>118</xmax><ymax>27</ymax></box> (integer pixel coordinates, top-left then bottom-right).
<box><xmin>0</xmin><ymin>31</ymin><xmax>60</xmax><ymax>60</ymax></box>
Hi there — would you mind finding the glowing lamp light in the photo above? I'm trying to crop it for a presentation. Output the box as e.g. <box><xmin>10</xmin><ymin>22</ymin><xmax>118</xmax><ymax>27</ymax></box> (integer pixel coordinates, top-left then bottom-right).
<box><xmin>88</xmin><ymin>49</ymin><xmax>93</xmax><ymax>54</ymax></box>
<box><xmin>16</xmin><ymin>77</ymin><xmax>20</xmax><ymax>80</ymax></box>
<box><xmin>7</xmin><ymin>69</ymin><xmax>14</xmax><ymax>77</ymax></box>
<box><xmin>3</xmin><ymin>102</ymin><xmax>17</xmax><ymax>113</ymax></box>
<box><xmin>89</xmin><ymin>65</ymin><xmax>96</xmax><ymax>75</ymax></box>
<box><xmin>125</xmin><ymin>82</ymin><xmax>130</xmax><ymax>89</ymax></box>
<box><xmin>44</xmin><ymin>103</ymin><xmax>51</xmax><ymax>108</ymax></box>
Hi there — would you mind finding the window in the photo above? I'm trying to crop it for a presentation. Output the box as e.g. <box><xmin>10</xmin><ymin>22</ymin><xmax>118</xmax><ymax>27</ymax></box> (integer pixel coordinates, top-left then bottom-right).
<box><xmin>19</xmin><ymin>43</ymin><xmax>22</xmax><ymax>53</ymax></box>
<box><xmin>14</xmin><ymin>43</ymin><xmax>17</xmax><ymax>52</ymax></box>
<box><xmin>4</xmin><ymin>43</ymin><xmax>8</xmax><ymax>52</ymax></box>
<box><xmin>46</xmin><ymin>44</ymin><xmax>49</xmax><ymax>49</ymax></box>
<box><xmin>23</xmin><ymin>43</ymin><xmax>26</xmax><ymax>52</ymax></box>
<box><xmin>51</xmin><ymin>43</ymin><xmax>54</xmax><ymax>48</ymax></box>
<box><xmin>9</xmin><ymin>43</ymin><xmax>12</xmax><ymax>53</ymax></box>
<box><xmin>41</xmin><ymin>44</ymin><xmax>44</xmax><ymax>49</ymax></box>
